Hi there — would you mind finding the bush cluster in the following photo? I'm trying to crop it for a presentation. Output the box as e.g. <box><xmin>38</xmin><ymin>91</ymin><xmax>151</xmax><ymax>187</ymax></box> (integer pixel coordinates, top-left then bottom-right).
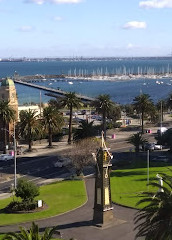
<box><xmin>6</xmin><ymin>200</ymin><xmax>38</xmax><ymax>212</ymax></box>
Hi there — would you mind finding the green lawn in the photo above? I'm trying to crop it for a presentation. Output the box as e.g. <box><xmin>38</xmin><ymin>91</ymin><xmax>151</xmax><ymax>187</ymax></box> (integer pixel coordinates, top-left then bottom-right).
<box><xmin>111</xmin><ymin>166</ymin><xmax>172</xmax><ymax>208</ymax></box>
<box><xmin>0</xmin><ymin>180</ymin><xmax>86</xmax><ymax>226</ymax></box>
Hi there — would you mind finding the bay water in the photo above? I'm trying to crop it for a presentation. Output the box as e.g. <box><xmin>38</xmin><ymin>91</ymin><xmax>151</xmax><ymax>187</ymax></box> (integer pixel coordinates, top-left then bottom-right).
<box><xmin>0</xmin><ymin>59</ymin><xmax>172</xmax><ymax>105</ymax></box>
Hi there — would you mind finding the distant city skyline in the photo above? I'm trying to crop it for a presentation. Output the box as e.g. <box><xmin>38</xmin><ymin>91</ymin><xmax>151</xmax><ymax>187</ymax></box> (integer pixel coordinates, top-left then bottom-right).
<box><xmin>1</xmin><ymin>0</ymin><xmax>172</xmax><ymax>58</ymax></box>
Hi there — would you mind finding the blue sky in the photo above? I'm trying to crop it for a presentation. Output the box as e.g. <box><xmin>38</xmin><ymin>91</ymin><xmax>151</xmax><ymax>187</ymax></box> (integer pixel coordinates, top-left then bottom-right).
<box><xmin>0</xmin><ymin>0</ymin><xmax>172</xmax><ymax>58</ymax></box>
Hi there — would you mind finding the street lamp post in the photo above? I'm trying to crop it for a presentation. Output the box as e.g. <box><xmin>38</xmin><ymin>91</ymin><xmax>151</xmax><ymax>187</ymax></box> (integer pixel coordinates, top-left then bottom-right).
<box><xmin>13</xmin><ymin>123</ymin><xmax>17</xmax><ymax>189</ymax></box>
<box><xmin>1</xmin><ymin>122</ymin><xmax>17</xmax><ymax>189</ymax></box>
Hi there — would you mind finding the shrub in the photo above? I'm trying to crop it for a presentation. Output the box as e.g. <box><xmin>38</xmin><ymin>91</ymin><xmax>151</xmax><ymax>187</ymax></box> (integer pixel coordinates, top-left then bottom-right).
<box><xmin>15</xmin><ymin>178</ymin><xmax>39</xmax><ymax>203</ymax></box>
<box><xmin>6</xmin><ymin>200</ymin><xmax>38</xmax><ymax>212</ymax></box>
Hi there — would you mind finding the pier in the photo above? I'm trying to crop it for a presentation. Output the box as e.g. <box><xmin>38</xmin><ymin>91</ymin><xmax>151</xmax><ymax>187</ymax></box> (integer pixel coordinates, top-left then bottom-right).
<box><xmin>14</xmin><ymin>79</ymin><xmax>95</xmax><ymax>102</ymax></box>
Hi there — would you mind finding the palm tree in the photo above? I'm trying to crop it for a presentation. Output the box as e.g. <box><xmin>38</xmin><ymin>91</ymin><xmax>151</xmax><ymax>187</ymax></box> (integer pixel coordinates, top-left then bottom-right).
<box><xmin>133</xmin><ymin>94</ymin><xmax>154</xmax><ymax>134</ymax></box>
<box><xmin>162</xmin><ymin>128</ymin><xmax>172</xmax><ymax>152</ymax></box>
<box><xmin>127</xmin><ymin>132</ymin><xmax>147</xmax><ymax>152</ymax></box>
<box><xmin>3</xmin><ymin>222</ymin><xmax>59</xmax><ymax>240</ymax></box>
<box><xmin>60</xmin><ymin>92</ymin><xmax>82</xmax><ymax>144</ymax></box>
<box><xmin>0</xmin><ymin>100</ymin><xmax>16</xmax><ymax>153</ymax></box>
<box><xmin>166</xmin><ymin>92</ymin><xmax>172</xmax><ymax>110</ymax></box>
<box><xmin>156</xmin><ymin>100</ymin><xmax>167</xmax><ymax>122</ymax></box>
<box><xmin>92</xmin><ymin>94</ymin><xmax>114</xmax><ymax>140</ymax></box>
<box><xmin>43</xmin><ymin>105</ymin><xmax>64</xmax><ymax>147</ymax></box>
<box><xmin>134</xmin><ymin>171</ymin><xmax>172</xmax><ymax>240</ymax></box>
<box><xmin>18</xmin><ymin>109</ymin><xmax>40</xmax><ymax>151</ymax></box>
<box><xmin>73</xmin><ymin>119</ymin><xmax>96</xmax><ymax>141</ymax></box>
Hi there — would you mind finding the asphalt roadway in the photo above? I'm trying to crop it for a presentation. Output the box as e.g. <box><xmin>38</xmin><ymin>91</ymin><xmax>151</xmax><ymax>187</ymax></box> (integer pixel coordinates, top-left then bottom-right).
<box><xmin>0</xmin><ymin>177</ymin><xmax>138</xmax><ymax>240</ymax></box>
<box><xmin>0</xmin><ymin>129</ymin><xmax>156</xmax><ymax>239</ymax></box>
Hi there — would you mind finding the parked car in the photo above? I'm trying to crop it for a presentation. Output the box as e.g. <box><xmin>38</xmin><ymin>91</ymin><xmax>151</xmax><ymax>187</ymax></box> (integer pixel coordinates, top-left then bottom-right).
<box><xmin>54</xmin><ymin>157</ymin><xmax>71</xmax><ymax>168</ymax></box>
<box><xmin>142</xmin><ymin>143</ymin><xmax>155</xmax><ymax>151</ymax></box>
<box><xmin>152</xmin><ymin>155</ymin><xmax>169</xmax><ymax>163</ymax></box>
<box><xmin>157</xmin><ymin>127</ymin><xmax>167</xmax><ymax>134</ymax></box>
<box><xmin>154</xmin><ymin>144</ymin><xmax>163</xmax><ymax>150</ymax></box>
<box><xmin>0</xmin><ymin>154</ymin><xmax>14</xmax><ymax>161</ymax></box>
<box><xmin>142</xmin><ymin>143</ymin><xmax>163</xmax><ymax>151</ymax></box>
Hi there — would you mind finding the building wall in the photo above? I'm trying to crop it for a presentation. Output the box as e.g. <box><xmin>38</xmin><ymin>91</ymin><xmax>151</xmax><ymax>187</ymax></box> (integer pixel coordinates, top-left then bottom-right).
<box><xmin>0</xmin><ymin>81</ymin><xmax>18</xmax><ymax>149</ymax></box>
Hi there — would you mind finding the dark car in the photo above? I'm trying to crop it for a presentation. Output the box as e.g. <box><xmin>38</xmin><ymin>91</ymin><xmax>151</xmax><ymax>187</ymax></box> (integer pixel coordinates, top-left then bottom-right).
<box><xmin>142</xmin><ymin>143</ymin><xmax>155</xmax><ymax>151</ymax></box>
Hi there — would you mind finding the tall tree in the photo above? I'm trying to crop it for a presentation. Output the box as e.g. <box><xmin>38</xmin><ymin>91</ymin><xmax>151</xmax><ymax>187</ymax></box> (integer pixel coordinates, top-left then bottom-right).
<box><xmin>162</xmin><ymin>128</ymin><xmax>172</xmax><ymax>152</ymax></box>
<box><xmin>18</xmin><ymin>109</ymin><xmax>40</xmax><ymax>151</ymax></box>
<box><xmin>127</xmin><ymin>132</ymin><xmax>147</xmax><ymax>152</ymax></box>
<box><xmin>60</xmin><ymin>92</ymin><xmax>82</xmax><ymax>144</ymax></box>
<box><xmin>92</xmin><ymin>94</ymin><xmax>114</xmax><ymax>139</ymax></box>
<box><xmin>133</xmin><ymin>94</ymin><xmax>154</xmax><ymax>134</ymax></box>
<box><xmin>166</xmin><ymin>92</ymin><xmax>172</xmax><ymax>110</ymax></box>
<box><xmin>0</xmin><ymin>100</ymin><xmax>16</xmax><ymax>153</ymax></box>
<box><xmin>134</xmin><ymin>171</ymin><xmax>172</xmax><ymax>240</ymax></box>
<box><xmin>3</xmin><ymin>222</ymin><xmax>59</xmax><ymax>240</ymax></box>
<box><xmin>156</xmin><ymin>100</ymin><xmax>167</xmax><ymax>122</ymax></box>
<box><xmin>43</xmin><ymin>105</ymin><xmax>64</xmax><ymax>147</ymax></box>
<box><xmin>73</xmin><ymin>119</ymin><xmax>96</xmax><ymax>141</ymax></box>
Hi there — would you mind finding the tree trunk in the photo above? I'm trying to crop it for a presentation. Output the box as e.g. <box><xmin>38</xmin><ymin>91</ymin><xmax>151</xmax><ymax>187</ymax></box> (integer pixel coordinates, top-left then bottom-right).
<box><xmin>141</xmin><ymin>110</ymin><xmax>144</xmax><ymax>134</ymax></box>
<box><xmin>29</xmin><ymin>140</ymin><xmax>32</xmax><ymax>151</ymax></box>
<box><xmin>28</xmin><ymin>127</ymin><xmax>32</xmax><ymax>151</ymax></box>
<box><xmin>3</xmin><ymin>121</ymin><xmax>7</xmax><ymax>154</ymax></box>
<box><xmin>68</xmin><ymin>104</ymin><xmax>73</xmax><ymax>144</ymax></box>
<box><xmin>102</xmin><ymin>111</ymin><xmax>106</xmax><ymax>140</ymax></box>
<box><xmin>48</xmin><ymin>124</ymin><xmax>52</xmax><ymax>147</ymax></box>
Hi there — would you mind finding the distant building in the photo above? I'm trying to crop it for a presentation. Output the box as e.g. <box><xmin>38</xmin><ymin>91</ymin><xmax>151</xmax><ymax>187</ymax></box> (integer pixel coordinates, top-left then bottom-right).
<box><xmin>0</xmin><ymin>78</ymin><xmax>18</xmax><ymax>150</ymax></box>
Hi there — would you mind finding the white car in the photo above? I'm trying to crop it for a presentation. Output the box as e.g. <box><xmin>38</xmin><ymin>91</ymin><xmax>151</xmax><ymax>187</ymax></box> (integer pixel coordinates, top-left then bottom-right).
<box><xmin>157</xmin><ymin>127</ymin><xmax>167</xmax><ymax>134</ymax></box>
<box><xmin>54</xmin><ymin>157</ymin><xmax>71</xmax><ymax>168</ymax></box>
<box><xmin>0</xmin><ymin>154</ymin><xmax>14</xmax><ymax>161</ymax></box>
<box><xmin>154</xmin><ymin>144</ymin><xmax>163</xmax><ymax>150</ymax></box>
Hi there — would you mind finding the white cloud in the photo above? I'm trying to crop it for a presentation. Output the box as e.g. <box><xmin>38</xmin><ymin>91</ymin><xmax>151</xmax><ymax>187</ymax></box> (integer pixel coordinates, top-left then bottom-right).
<box><xmin>24</xmin><ymin>0</ymin><xmax>44</xmax><ymax>4</ymax></box>
<box><xmin>127</xmin><ymin>43</ymin><xmax>134</xmax><ymax>49</ymax></box>
<box><xmin>24</xmin><ymin>0</ymin><xmax>83</xmax><ymax>4</ymax></box>
<box><xmin>53</xmin><ymin>16</ymin><xmax>62</xmax><ymax>21</ymax></box>
<box><xmin>139</xmin><ymin>0</ymin><xmax>172</xmax><ymax>8</ymax></box>
<box><xmin>17</xmin><ymin>26</ymin><xmax>34</xmax><ymax>32</ymax></box>
<box><xmin>51</xmin><ymin>0</ymin><xmax>82</xmax><ymax>3</ymax></box>
<box><xmin>123</xmin><ymin>21</ymin><xmax>147</xmax><ymax>29</ymax></box>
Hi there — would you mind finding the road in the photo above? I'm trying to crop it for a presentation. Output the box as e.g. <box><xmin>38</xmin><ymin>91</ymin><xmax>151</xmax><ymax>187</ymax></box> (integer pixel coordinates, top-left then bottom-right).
<box><xmin>0</xmin><ymin>128</ymin><xmax>168</xmax><ymax>195</ymax></box>
<box><xmin>0</xmin><ymin>154</ymin><xmax>71</xmax><ymax>194</ymax></box>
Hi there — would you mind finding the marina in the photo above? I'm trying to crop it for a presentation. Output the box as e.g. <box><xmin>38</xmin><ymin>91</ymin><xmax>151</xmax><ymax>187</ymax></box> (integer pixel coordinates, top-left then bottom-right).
<box><xmin>0</xmin><ymin>58</ymin><xmax>172</xmax><ymax>105</ymax></box>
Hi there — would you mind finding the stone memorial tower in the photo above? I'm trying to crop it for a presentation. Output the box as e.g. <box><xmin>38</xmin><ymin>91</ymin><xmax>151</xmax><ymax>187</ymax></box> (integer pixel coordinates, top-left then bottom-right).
<box><xmin>0</xmin><ymin>78</ymin><xmax>18</xmax><ymax>150</ymax></box>
<box><xmin>93</xmin><ymin>133</ymin><xmax>114</xmax><ymax>227</ymax></box>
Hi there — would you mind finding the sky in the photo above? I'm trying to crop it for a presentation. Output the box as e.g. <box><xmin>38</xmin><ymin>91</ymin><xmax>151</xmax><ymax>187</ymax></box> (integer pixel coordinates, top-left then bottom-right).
<box><xmin>0</xmin><ymin>0</ymin><xmax>172</xmax><ymax>58</ymax></box>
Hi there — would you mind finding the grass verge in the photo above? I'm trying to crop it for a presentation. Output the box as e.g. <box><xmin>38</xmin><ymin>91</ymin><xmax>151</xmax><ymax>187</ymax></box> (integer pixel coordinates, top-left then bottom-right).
<box><xmin>111</xmin><ymin>166</ymin><xmax>172</xmax><ymax>208</ymax></box>
<box><xmin>0</xmin><ymin>180</ymin><xmax>86</xmax><ymax>226</ymax></box>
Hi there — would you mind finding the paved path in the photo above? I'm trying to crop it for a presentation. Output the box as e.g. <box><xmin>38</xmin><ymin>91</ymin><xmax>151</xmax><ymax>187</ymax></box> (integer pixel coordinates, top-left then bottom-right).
<box><xmin>0</xmin><ymin>177</ymin><xmax>138</xmax><ymax>240</ymax></box>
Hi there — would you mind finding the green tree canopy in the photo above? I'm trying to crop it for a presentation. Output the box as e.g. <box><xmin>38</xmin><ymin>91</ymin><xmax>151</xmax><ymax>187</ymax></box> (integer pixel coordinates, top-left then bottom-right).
<box><xmin>133</xmin><ymin>94</ymin><xmax>154</xmax><ymax>134</ymax></box>
<box><xmin>91</xmin><ymin>94</ymin><xmax>114</xmax><ymax>139</ymax></box>
<box><xmin>135</xmin><ymin>171</ymin><xmax>172</xmax><ymax>239</ymax></box>
<box><xmin>18</xmin><ymin>109</ymin><xmax>41</xmax><ymax>151</ymax></box>
<box><xmin>166</xmin><ymin>92</ymin><xmax>172</xmax><ymax>110</ymax></box>
<box><xmin>3</xmin><ymin>222</ymin><xmax>59</xmax><ymax>240</ymax></box>
<box><xmin>43</xmin><ymin>105</ymin><xmax>64</xmax><ymax>147</ymax></box>
<box><xmin>0</xmin><ymin>100</ymin><xmax>16</xmax><ymax>153</ymax></box>
<box><xmin>60</xmin><ymin>92</ymin><xmax>82</xmax><ymax>144</ymax></box>
<box><xmin>162</xmin><ymin>128</ymin><xmax>172</xmax><ymax>152</ymax></box>
<box><xmin>73</xmin><ymin>120</ymin><xmax>97</xmax><ymax>141</ymax></box>
<box><xmin>15</xmin><ymin>178</ymin><xmax>39</xmax><ymax>202</ymax></box>
<box><xmin>127</xmin><ymin>132</ymin><xmax>147</xmax><ymax>152</ymax></box>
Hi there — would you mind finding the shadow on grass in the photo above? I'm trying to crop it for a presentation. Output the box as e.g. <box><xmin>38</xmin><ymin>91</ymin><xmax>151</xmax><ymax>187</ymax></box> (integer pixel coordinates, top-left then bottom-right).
<box><xmin>133</xmin><ymin>177</ymin><xmax>156</xmax><ymax>182</ymax></box>
<box><xmin>111</xmin><ymin>170</ymin><xmax>146</xmax><ymax>178</ymax></box>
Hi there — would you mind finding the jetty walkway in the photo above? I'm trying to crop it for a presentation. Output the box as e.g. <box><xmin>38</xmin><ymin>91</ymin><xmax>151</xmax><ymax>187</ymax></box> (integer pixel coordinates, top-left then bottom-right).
<box><xmin>14</xmin><ymin>79</ymin><xmax>94</xmax><ymax>102</ymax></box>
